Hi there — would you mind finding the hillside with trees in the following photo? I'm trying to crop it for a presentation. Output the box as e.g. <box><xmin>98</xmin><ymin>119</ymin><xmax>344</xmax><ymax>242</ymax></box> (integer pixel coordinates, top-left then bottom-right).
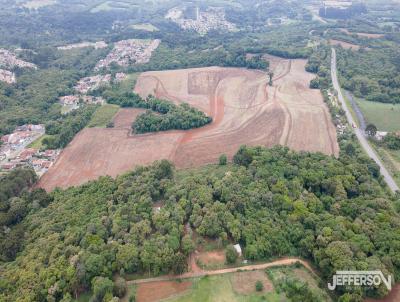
<box><xmin>0</xmin><ymin>146</ymin><xmax>399</xmax><ymax>301</ymax></box>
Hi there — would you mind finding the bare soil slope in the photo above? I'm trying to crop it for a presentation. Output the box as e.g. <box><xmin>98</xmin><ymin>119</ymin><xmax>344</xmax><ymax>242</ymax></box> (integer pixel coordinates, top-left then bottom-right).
<box><xmin>39</xmin><ymin>59</ymin><xmax>338</xmax><ymax>191</ymax></box>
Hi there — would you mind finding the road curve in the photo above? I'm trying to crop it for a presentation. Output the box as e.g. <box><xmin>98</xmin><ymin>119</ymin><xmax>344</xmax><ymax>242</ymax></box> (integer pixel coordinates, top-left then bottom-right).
<box><xmin>127</xmin><ymin>257</ymin><xmax>315</xmax><ymax>285</ymax></box>
<box><xmin>331</xmin><ymin>48</ymin><xmax>399</xmax><ymax>193</ymax></box>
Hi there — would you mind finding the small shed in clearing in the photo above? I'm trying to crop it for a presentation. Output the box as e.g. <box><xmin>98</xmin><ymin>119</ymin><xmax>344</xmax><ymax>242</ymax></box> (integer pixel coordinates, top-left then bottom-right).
<box><xmin>234</xmin><ymin>244</ymin><xmax>242</xmax><ymax>257</ymax></box>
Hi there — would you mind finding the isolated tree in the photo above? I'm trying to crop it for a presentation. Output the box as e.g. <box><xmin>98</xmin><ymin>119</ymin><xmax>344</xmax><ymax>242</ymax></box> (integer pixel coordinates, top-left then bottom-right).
<box><xmin>268</xmin><ymin>72</ymin><xmax>274</xmax><ymax>86</ymax></box>
<box><xmin>344</xmin><ymin>143</ymin><xmax>356</xmax><ymax>156</ymax></box>
<box><xmin>225</xmin><ymin>245</ymin><xmax>238</xmax><ymax>264</ymax></box>
<box><xmin>172</xmin><ymin>252</ymin><xmax>187</xmax><ymax>275</ymax></box>
<box><xmin>181</xmin><ymin>234</ymin><xmax>195</xmax><ymax>255</ymax></box>
<box><xmin>255</xmin><ymin>280</ymin><xmax>264</xmax><ymax>292</ymax></box>
<box><xmin>219</xmin><ymin>154</ymin><xmax>227</xmax><ymax>165</ymax></box>
<box><xmin>113</xmin><ymin>277</ymin><xmax>127</xmax><ymax>298</ymax></box>
<box><xmin>365</xmin><ymin>124</ymin><xmax>377</xmax><ymax>137</ymax></box>
<box><xmin>310</xmin><ymin>78</ymin><xmax>320</xmax><ymax>89</ymax></box>
<box><xmin>91</xmin><ymin>277</ymin><xmax>113</xmax><ymax>302</ymax></box>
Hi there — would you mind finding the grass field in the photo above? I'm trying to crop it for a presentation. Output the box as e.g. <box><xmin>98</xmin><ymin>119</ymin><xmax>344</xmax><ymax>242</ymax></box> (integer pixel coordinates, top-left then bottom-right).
<box><xmin>355</xmin><ymin>97</ymin><xmax>400</xmax><ymax>132</ymax></box>
<box><xmin>119</xmin><ymin>73</ymin><xmax>139</xmax><ymax>93</ymax></box>
<box><xmin>373</xmin><ymin>143</ymin><xmax>400</xmax><ymax>187</ymax></box>
<box><xmin>90</xmin><ymin>1</ymin><xmax>138</xmax><ymax>13</ymax></box>
<box><xmin>131</xmin><ymin>23</ymin><xmax>159</xmax><ymax>32</ymax></box>
<box><xmin>87</xmin><ymin>104</ymin><xmax>119</xmax><ymax>128</ymax></box>
<box><xmin>266</xmin><ymin>265</ymin><xmax>333</xmax><ymax>302</ymax></box>
<box><xmin>28</xmin><ymin>134</ymin><xmax>53</xmax><ymax>150</ymax></box>
<box><xmin>161</xmin><ymin>273</ymin><xmax>284</xmax><ymax>302</ymax></box>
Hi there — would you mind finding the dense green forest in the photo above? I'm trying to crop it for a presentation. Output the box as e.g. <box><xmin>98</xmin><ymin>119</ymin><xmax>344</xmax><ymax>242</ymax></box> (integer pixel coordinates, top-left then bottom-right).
<box><xmin>336</xmin><ymin>46</ymin><xmax>400</xmax><ymax>104</ymax></box>
<box><xmin>42</xmin><ymin>105</ymin><xmax>98</xmax><ymax>149</ymax></box>
<box><xmin>133</xmin><ymin>101</ymin><xmax>212</xmax><ymax>133</ymax></box>
<box><xmin>0</xmin><ymin>168</ymin><xmax>50</xmax><ymax>262</ymax></box>
<box><xmin>0</xmin><ymin>47</ymin><xmax>107</xmax><ymax>136</ymax></box>
<box><xmin>0</xmin><ymin>144</ymin><xmax>399</xmax><ymax>301</ymax></box>
<box><xmin>102</xmin><ymin>89</ymin><xmax>212</xmax><ymax>133</ymax></box>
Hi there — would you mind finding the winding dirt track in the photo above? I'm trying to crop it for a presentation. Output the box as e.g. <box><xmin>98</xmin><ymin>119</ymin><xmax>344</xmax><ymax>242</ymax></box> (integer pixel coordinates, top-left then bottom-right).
<box><xmin>39</xmin><ymin>57</ymin><xmax>339</xmax><ymax>191</ymax></box>
<box><xmin>127</xmin><ymin>257</ymin><xmax>316</xmax><ymax>285</ymax></box>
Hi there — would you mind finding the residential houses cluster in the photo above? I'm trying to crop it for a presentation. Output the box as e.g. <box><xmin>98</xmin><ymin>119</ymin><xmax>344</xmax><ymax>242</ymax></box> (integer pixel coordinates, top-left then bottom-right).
<box><xmin>0</xmin><ymin>69</ymin><xmax>16</xmax><ymax>84</ymax></box>
<box><xmin>166</xmin><ymin>6</ymin><xmax>236</xmax><ymax>35</ymax></box>
<box><xmin>0</xmin><ymin>124</ymin><xmax>60</xmax><ymax>176</ymax></box>
<box><xmin>57</xmin><ymin>41</ymin><xmax>108</xmax><ymax>51</ymax></box>
<box><xmin>0</xmin><ymin>48</ymin><xmax>37</xmax><ymax>84</ymax></box>
<box><xmin>60</xmin><ymin>73</ymin><xmax>126</xmax><ymax>113</ymax></box>
<box><xmin>95</xmin><ymin>39</ymin><xmax>161</xmax><ymax>70</ymax></box>
<box><xmin>0</xmin><ymin>48</ymin><xmax>37</xmax><ymax>70</ymax></box>
<box><xmin>74</xmin><ymin>74</ymin><xmax>112</xmax><ymax>94</ymax></box>
<box><xmin>59</xmin><ymin>95</ymin><xmax>105</xmax><ymax>113</ymax></box>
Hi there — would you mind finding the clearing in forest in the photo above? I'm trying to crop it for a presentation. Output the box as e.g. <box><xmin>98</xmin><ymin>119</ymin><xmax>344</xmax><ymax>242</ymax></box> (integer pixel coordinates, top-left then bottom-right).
<box><xmin>134</xmin><ymin>280</ymin><xmax>192</xmax><ymax>302</ymax></box>
<box><xmin>329</xmin><ymin>39</ymin><xmax>360</xmax><ymax>50</ymax></box>
<box><xmin>39</xmin><ymin>57</ymin><xmax>338</xmax><ymax>191</ymax></box>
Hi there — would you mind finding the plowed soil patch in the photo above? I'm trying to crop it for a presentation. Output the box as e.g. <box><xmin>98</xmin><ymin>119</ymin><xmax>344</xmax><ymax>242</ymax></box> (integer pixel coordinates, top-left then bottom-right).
<box><xmin>112</xmin><ymin>108</ymin><xmax>146</xmax><ymax>129</ymax></box>
<box><xmin>329</xmin><ymin>39</ymin><xmax>360</xmax><ymax>50</ymax></box>
<box><xmin>197</xmin><ymin>250</ymin><xmax>225</xmax><ymax>267</ymax></box>
<box><xmin>39</xmin><ymin>61</ymin><xmax>338</xmax><ymax>191</ymax></box>
<box><xmin>136</xmin><ymin>280</ymin><xmax>192</xmax><ymax>302</ymax></box>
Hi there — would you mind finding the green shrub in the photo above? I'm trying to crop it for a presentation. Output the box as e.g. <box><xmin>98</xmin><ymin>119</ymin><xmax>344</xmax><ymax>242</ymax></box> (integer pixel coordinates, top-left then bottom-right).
<box><xmin>219</xmin><ymin>154</ymin><xmax>227</xmax><ymax>165</ymax></box>
<box><xmin>225</xmin><ymin>245</ymin><xmax>238</xmax><ymax>264</ymax></box>
<box><xmin>256</xmin><ymin>280</ymin><xmax>264</xmax><ymax>292</ymax></box>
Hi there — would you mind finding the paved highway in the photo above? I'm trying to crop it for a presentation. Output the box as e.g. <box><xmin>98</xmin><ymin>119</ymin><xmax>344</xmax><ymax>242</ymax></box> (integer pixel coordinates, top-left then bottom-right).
<box><xmin>331</xmin><ymin>48</ymin><xmax>399</xmax><ymax>193</ymax></box>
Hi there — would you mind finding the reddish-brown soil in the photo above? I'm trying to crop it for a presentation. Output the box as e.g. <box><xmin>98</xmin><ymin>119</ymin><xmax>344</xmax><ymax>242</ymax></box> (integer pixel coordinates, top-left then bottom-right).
<box><xmin>231</xmin><ymin>270</ymin><xmax>273</xmax><ymax>294</ymax></box>
<box><xmin>329</xmin><ymin>39</ymin><xmax>360</xmax><ymax>50</ymax></box>
<box><xmin>196</xmin><ymin>250</ymin><xmax>226</xmax><ymax>267</ymax></box>
<box><xmin>112</xmin><ymin>108</ymin><xmax>146</xmax><ymax>129</ymax></box>
<box><xmin>136</xmin><ymin>280</ymin><xmax>192</xmax><ymax>302</ymax></box>
<box><xmin>39</xmin><ymin>59</ymin><xmax>339</xmax><ymax>191</ymax></box>
<box><xmin>339</xmin><ymin>28</ymin><xmax>384</xmax><ymax>39</ymax></box>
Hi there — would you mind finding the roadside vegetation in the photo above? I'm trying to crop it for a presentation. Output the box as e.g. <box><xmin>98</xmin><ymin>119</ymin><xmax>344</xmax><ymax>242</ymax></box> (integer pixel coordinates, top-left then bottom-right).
<box><xmin>355</xmin><ymin>97</ymin><xmax>400</xmax><ymax>132</ymax></box>
<box><xmin>266</xmin><ymin>263</ymin><xmax>332</xmax><ymax>302</ymax></box>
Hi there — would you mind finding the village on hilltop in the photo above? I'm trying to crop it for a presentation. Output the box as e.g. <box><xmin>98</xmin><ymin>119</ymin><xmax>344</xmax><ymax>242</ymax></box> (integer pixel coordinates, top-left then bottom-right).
<box><xmin>0</xmin><ymin>48</ymin><xmax>37</xmax><ymax>70</ymax></box>
<box><xmin>59</xmin><ymin>73</ymin><xmax>127</xmax><ymax>113</ymax></box>
<box><xmin>95</xmin><ymin>39</ymin><xmax>160</xmax><ymax>70</ymax></box>
<box><xmin>0</xmin><ymin>48</ymin><xmax>37</xmax><ymax>84</ymax></box>
<box><xmin>166</xmin><ymin>6</ymin><xmax>237</xmax><ymax>35</ymax></box>
<box><xmin>0</xmin><ymin>69</ymin><xmax>16</xmax><ymax>84</ymax></box>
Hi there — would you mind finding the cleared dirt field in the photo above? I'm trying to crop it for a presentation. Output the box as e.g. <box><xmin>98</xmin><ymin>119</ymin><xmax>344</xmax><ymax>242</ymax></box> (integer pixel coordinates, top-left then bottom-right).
<box><xmin>196</xmin><ymin>250</ymin><xmax>226</xmax><ymax>269</ymax></box>
<box><xmin>339</xmin><ymin>29</ymin><xmax>384</xmax><ymax>39</ymax></box>
<box><xmin>136</xmin><ymin>280</ymin><xmax>192</xmax><ymax>302</ymax></box>
<box><xmin>329</xmin><ymin>39</ymin><xmax>360</xmax><ymax>50</ymax></box>
<box><xmin>39</xmin><ymin>58</ymin><xmax>338</xmax><ymax>191</ymax></box>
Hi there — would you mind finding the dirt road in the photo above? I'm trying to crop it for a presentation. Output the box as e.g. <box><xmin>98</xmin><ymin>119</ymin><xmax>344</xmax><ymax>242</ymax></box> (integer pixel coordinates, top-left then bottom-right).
<box><xmin>331</xmin><ymin>48</ymin><xmax>399</xmax><ymax>193</ymax></box>
<box><xmin>127</xmin><ymin>257</ymin><xmax>315</xmax><ymax>285</ymax></box>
